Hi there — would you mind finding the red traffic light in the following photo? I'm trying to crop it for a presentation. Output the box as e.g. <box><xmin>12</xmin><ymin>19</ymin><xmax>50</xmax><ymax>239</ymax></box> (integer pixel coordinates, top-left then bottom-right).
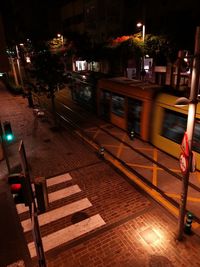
<box><xmin>10</xmin><ymin>183</ymin><xmax>22</xmax><ymax>194</ymax></box>
<box><xmin>8</xmin><ymin>173</ymin><xmax>33</xmax><ymax>206</ymax></box>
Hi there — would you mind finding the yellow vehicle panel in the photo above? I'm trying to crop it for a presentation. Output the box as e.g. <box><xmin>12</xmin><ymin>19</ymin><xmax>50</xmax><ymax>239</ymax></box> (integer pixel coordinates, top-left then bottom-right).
<box><xmin>152</xmin><ymin>93</ymin><xmax>200</xmax><ymax>169</ymax></box>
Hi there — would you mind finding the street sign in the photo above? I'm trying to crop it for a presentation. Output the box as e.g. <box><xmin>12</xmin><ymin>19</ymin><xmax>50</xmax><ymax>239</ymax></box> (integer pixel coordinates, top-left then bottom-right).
<box><xmin>181</xmin><ymin>132</ymin><xmax>189</xmax><ymax>157</ymax></box>
<box><xmin>179</xmin><ymin>152</ymin><xmax>188</xmax><ymax>175</ymax></box>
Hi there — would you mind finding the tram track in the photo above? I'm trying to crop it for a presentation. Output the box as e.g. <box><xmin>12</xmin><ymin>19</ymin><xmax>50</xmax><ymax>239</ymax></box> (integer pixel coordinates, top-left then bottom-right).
<box><xmin>35</xmin><ymin>94</ymin><xmax>200</xmax><ymax>223</ymax></box>
<box><xmin>56</xmin><ymin>99</ymin><xmax>200</xmax><ymax>192</ymax></box>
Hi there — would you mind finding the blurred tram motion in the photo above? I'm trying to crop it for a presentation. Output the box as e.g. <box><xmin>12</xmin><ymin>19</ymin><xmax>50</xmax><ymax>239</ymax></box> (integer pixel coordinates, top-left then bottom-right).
<box><xmin>96</xmin><ymin>77</ymin><xmax>200</xmax><ymax>170</ymax></box>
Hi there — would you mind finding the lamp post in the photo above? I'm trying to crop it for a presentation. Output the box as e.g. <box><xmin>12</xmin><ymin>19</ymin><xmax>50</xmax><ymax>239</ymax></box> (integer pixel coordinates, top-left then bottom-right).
<box><xmin>175</xmin><ymin>26</ymin><xmax>200</xmax><ymax>241</ymax></box>
<box><xmin>137</xmin><ymin>22</ymin><xmax>145</xmax><ymax>78</ymax></box>
<box><xmin>137</xmin><ymin>22</ymin><xmax>145</xmax><ymax>42</ymax></box>
<box><xmin>57</xmin><ymin>33</ymin><xmax>64</xmax><ymax>46</ymax></box>
<box><xmin>16</xmin><ymin>44</ymin><xmax>24</xmax><ymax>88</ymax></box>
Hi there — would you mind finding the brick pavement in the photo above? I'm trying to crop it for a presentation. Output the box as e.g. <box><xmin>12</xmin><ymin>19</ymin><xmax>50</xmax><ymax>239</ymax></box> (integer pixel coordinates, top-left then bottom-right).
<box><xmin>1</xmin><ymin>82</ymin><xmax>200</xmax><ymax>267</ymax></box>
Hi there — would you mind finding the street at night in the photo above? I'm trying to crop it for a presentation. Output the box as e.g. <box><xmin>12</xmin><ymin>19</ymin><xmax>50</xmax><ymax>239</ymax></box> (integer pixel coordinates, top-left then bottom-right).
<box><xmin>1</xmin><ymin>81</ymin><xmax>200</xmax><ymax>267</ymax></box>
<box><xmin>1</xmin><ymin>1</ymin><xmax>200</xmax><ymax>266</ymax></box>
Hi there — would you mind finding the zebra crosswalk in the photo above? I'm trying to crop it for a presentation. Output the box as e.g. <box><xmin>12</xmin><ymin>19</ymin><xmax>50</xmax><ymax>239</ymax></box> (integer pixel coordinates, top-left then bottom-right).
<box><xmin>28</xmin><ymin>214</ymin><xmax>105</xmax><ymax>258</ymax></box>
<box><xmin>16</xmin><ymin>172</ymin><xmax>106</xmax><ymax>258</ymax></box>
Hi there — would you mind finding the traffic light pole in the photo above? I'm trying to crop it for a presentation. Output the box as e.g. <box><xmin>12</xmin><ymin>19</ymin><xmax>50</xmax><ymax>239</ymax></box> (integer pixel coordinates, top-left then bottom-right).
<box><xmin>18</xmin><ymin>140</ymin><xmax>46</xmax><ymax>266</ymax></box>
<box><xmin>0</xmin><ymin>121</ymin><xmax>11</xmax><ymax>173</ymax></box>
<box><xmin>177</xmin><ymin>26</ymin><xmax>200</xmax><ymax>240</ymax></box>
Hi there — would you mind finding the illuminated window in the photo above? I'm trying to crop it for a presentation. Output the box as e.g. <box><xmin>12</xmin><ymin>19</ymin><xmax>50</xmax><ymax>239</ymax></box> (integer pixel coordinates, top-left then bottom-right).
<box><xmin>161</xmin><ymin>109</ymin><xmax>200</xmax><ymax>153</ymax></box>
<box><xmin>111</xmin><ymin>94</ymin><xmax>125</xmax><ymax>117</ymax></box>
<box><xmin>127</xmin><ymin>98</ymin><xmax>142</xmax><ymax>134</ymax></box>
<box><xmin>162</xmin><ymin>110</ymin><xmax>186</xmax><ymax>144</ymax></box>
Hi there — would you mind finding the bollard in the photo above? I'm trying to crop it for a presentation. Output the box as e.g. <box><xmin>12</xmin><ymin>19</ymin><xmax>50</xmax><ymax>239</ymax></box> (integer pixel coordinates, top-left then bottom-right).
<box><xmin>184</xmin><ymin>212</ymin><xmax>193</xmax><ymax>235</ymax></box>
<box><xmin>99</xmin><ymin>146</ymin><xmax>104</xmax><ymax>158</ymax></box>
<box><xmin>34</xmin><ymin>176</ymin><xmax>49</xmax><ymax>214</ymax></box>
<box><xmin>130</xmin><ymin>129</ymin><xmax>134</xmax><ymax>140</ymax></box>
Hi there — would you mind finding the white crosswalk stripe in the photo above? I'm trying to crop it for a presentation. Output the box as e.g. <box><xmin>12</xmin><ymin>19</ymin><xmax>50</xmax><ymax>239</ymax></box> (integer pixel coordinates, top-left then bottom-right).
<box><xmin>48</xmin><ymin>184</ymin><xmax>81</xmax><ymax>202</ymax></box>
<box><xmin>28</xmin><ymin>214</ymin><xmax>106</xmax><ymax>258</ymax></box>
<box><xmin>21</xmin><ymin>198</ymin><xmax>92</xmax><ymax>232</ymax></box>
<box><xmin>16</xmin><ymin>172</ymin><xmax>106</xmax><ymax>258</ymax></box>
<box><xmin>46</xmin><ymin>173</ymin><xmax>72</xmax><ymax>187</ymax></box>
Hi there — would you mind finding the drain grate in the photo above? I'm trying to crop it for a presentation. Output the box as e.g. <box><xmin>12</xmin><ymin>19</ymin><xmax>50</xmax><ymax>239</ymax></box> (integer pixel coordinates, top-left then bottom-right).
<box><xmin>71</xmin><ymin>212</ymin><xmax>89</xmax><ymax>224</ymax></box>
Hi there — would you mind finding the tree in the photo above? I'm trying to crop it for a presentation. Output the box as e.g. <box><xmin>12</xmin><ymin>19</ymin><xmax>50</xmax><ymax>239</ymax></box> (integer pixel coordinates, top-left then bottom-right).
<box><xmin>145</xmin><ymin>34</ymin><xmax>178</xmax><ymax>65</ymax></box>
<box><xmin>31</xmin><ymin>44</ymin><xmax>65</xmax><ymax>126</ymax></box>
<box><xmin>102</xmin><ymin>33</ymin><xmax>178</xmax><ymax>75</ymax></box>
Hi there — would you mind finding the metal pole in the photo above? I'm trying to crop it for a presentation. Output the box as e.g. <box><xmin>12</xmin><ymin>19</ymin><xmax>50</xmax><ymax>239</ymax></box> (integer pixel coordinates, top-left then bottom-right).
<box><xmin>0</xmin><ymin>121</ymin><xmax>11</xmax><ymax>173</ymax></box>
<box><xmin>18</xmin><ymin>140</ymin><xmax>46</xmax><ymax>266</ymax></box>
<box><xmin>142</xmin><ymin>24</ymin><xmax>145</xmax><ymax>80</ymax></box>
<box><xmin>177</xmin><ymin>26</ymin><xmax>200</xmax><ymax>240</ymax></box>
<box><xmin>142</xmin><ymin>25</ymin><xmax>145</xmax><ymax>42</ymax></box>
<box><xmin>16</xmin><ymin>45</ymin><xmax>24</xmax><ymax>88</ymax></box>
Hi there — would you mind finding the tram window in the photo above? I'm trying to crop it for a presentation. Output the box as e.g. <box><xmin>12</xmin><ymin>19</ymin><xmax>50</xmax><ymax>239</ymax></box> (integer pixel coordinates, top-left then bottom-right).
<box><xmin>127</xmin><ymin>98</ymin><xmax>142</xmax><ymax>134</ymax></box>
<box><xmin>162</xmin><ymin>110</ymin><xmax>186</xmax><ymax>144</ymax></box>
<box><xmin>72</xmin><ymin>81</ymin><xmax>93</xmax><ymax>107</ymax></box>
<box><xmin>193</xmin><ymin>121</ymin><xmax>200</xmax><ymax>153</ymax></box>
<box><xmin>111</xmin><ymin>94</ymin><xmax>125</xmax><ymax>117</ymax></box>
<box><xmin>100</xmin><ymin>90</ymin><xmax>111</xmax><ymax>120</ymax></box>
<box><xmin>80</xmin><ymin>85</ymin><xmax>92</xmax><ymax>102</ymax></box>
<box><xmin>101</xmin><ymin>90</ymin><xmax>111</xmax><ymax>101</ymax></box>
<box><xmin>162</xmin><ymin>110</ymin><xmax>200</xmax><ymax>153</ymax></box>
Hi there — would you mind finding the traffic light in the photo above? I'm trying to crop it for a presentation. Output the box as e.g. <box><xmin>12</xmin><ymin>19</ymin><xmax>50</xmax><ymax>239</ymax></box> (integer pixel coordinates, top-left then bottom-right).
<box><xmin>8</xmin><ymin>173</ymin><xmax>33</xmax><ymax>206</ymax></box>
<box><xmin>3</xmin><ymin>121</ymin><xmax>14</xmax><ymax>141</ymax></box>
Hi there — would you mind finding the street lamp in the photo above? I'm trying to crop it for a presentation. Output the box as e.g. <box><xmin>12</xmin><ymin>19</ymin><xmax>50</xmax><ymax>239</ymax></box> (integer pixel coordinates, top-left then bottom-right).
<box><xmin>16</xmin><ymin>44</ymin><xmax>24</xmax><ymax>88</ymax></box>
<box><xmin>137</xmin><ymin>22</ymin><xmax>145</xmax><ymax>42</ymax></box>
<box><xmin>137</xmin><ymin>22</ymin><xmax>146</xmax><ymax>78</ymax></box>
<box><xmin>57</xmin><ymin>33</ymin><xmax>64</xmax><ymax>46</ymax></box>
<box><xmin>175</xmin><ymin>26</ymin><xmax>200</xmax><ymax>241</ymax></box>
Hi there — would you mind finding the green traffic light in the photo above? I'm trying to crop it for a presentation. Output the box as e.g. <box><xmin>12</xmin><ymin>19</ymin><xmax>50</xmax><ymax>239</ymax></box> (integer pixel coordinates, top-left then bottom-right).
<box><xmin>3</xmin><ymin>121</ymin><xmax>14</xmax><ymax>142</ymax></box>
<box><xmin>6</xmin><ymin>134</ymin><xmax>13</xmax><ymax>141</ymax></box>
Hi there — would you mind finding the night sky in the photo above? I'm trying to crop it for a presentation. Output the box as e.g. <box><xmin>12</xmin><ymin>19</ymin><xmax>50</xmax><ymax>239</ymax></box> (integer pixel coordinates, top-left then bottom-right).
<box><xmin>1</xmin><ymin>0</ymin><xmax>200</xmax><ymax>51</ymax></box>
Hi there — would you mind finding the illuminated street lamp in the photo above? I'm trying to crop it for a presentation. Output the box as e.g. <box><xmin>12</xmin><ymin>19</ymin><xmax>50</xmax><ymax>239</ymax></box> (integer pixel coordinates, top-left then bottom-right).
<box><xmin>137</xmin><ymin>22</ymin><xmax>145</xmax><ymax>42</ymax></box>
<box><xmin>175</xmin><ymin>26</ymin><xmax>200</xmax><ymax>241</ymax></box>
<box><xmin>137</xmin><ymin>22</ymin><xmax>146</xmax><ymax>78</ymax></box>
<box><xmin>15</xmin><ymin>44</ymin><xmax>24</xmax><ymax>88</ymax></box>
<box><xmin>57</xmin><ymin>33</ymin><xmax>64</xmax><ymax>46</ymax></box>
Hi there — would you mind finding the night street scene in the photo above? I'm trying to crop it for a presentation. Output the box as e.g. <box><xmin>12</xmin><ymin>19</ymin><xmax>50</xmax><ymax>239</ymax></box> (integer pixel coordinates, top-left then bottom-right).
<box><xmin>1</xmin><ymin>0</ymin><xmax>200</xmax><ymax>266</ymax></box>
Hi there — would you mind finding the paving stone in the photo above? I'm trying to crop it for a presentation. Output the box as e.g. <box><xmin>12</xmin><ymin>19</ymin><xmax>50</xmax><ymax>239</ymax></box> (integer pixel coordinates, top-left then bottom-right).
<box><xmin>1</xmin><ymin>82</ymin><xmax>200</xmax><ymax>267</ymax></box>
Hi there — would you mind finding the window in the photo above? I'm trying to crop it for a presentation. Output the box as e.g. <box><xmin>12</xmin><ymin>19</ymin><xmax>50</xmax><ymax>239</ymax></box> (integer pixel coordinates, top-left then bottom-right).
<box><xmin>128</xmin><ymin>98</ymin><xmax>142</xmax><ymax>134</ymax></box>
<box><xmin>162</xmin><ymin>110</ymin><xmax>186</xmax><ymax>144</ymax></box>
<box><xmin>111</xmin><ymin>94</ymin><xmax>125</xmax><ymax>117</ymax></box>
<box><xmin>161</xmin><ymin>109</ymin><xmax>200</xmax><ymax>153</ymax></box>
<box><xmin>193</xmin><ymin>121</ymin><xmax>200</xmax><ymax>153</ymax></box>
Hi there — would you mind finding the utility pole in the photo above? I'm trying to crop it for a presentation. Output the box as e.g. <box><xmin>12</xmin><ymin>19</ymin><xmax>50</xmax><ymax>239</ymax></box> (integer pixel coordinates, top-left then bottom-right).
<box><xmin>19</xmin><ymin>140</ymin><xmax>46</xmax><ymax>266</ymax></box>
<box><xmin>177</xmin><ymin>26</ymin><xmax>200</xmax><ymax>240</ymax></box>
<box><xmin>0</xmin><ymin>121</ymin><xmax>11</xmax><ymax>173</ymax></box>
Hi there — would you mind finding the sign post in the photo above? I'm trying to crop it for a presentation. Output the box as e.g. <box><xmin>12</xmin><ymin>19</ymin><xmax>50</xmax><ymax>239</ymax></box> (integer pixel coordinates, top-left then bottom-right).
<box><xmin>0</xmin><ymin>120</ymin><xmax>11</xmax><ymax>173</ymax></box>
<box><xmin>18</xmin><ymin>140</ymin><xmax>46</xmax><ymax>266</ymax></box>
<box><xmin>177</xmin><ymin>27</ymin><xmax>200</xmax><ymax>241</ymax></box>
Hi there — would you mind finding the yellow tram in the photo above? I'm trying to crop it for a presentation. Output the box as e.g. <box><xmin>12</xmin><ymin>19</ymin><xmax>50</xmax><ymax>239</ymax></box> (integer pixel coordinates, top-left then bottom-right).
<box><xmin>97</xmin><ymin>77</ymin><xmax>161</xmax><ymax>141</ymax></box>
<box><xmin>152</xmin><ymin>93</ymin><xmax>200</xmax><ymax>170</ymax></box>
<box><xmin>97</xmin><ymin>77</ymin><xmax>200</xmax><ymax>169</ymax></box>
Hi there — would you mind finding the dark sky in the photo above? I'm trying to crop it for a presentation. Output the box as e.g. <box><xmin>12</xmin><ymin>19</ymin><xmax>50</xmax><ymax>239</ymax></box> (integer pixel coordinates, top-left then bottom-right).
<box><xmin>1</xmin><ymin>0</ymin><xmax>200</xmax><ymax>51</ymax></box>
<box><xmin>0</xmin><ymin>0</ymin><xmax>61</xmax><ymax>44</ymax></box>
